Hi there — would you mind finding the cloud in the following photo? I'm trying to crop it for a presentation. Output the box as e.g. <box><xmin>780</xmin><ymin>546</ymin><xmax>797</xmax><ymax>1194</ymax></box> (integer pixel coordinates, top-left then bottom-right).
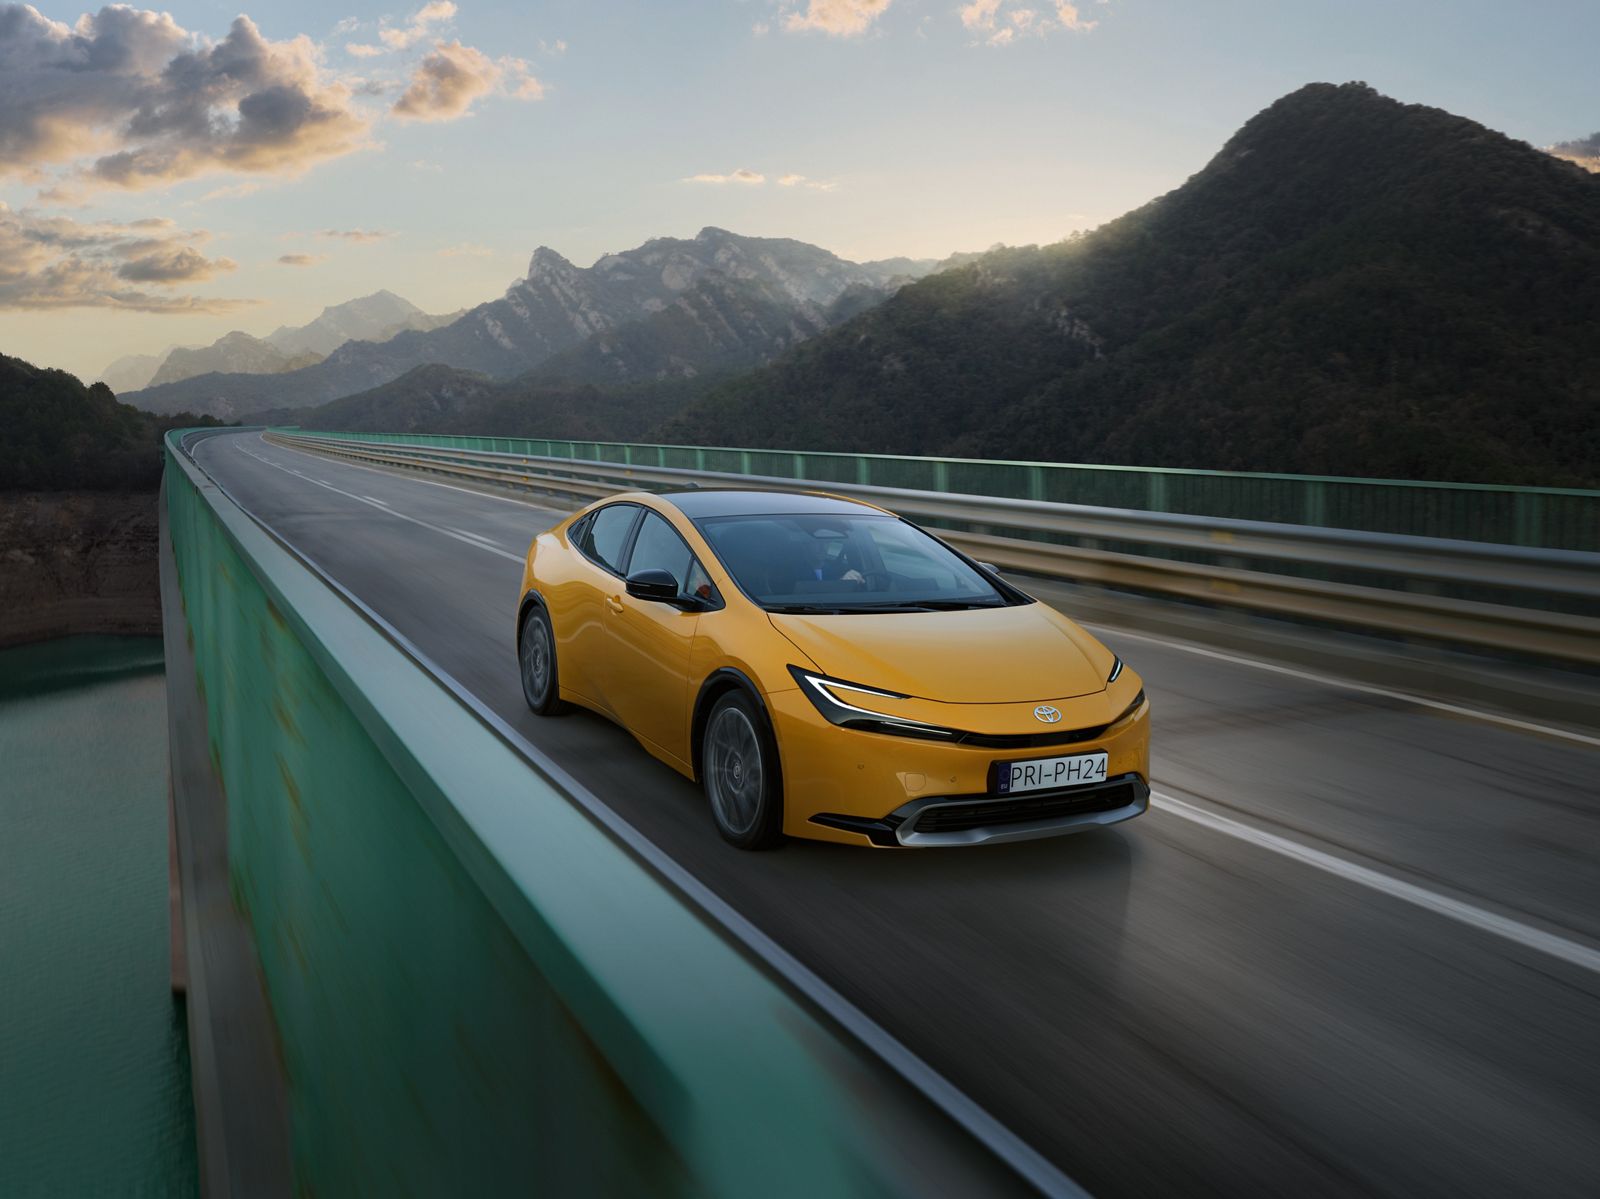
<box><xmin>0</xmin><ymin>203</ymin><xmax>249</xmax><ymax>311</ymax></box>
<box><xmin>0</xmin><ymin>7</ymin><xmax>372</xmax><ymax>192</ymax></box>
<box><xmin>685</xmin><ymin>168</ymin><xmax>766</xmax><ymax>185</ymax></box>
<box><xmin>959</xmin><ymin>0</ymin><xmax>1098</xmax><ymax>44</ymax></box>
<box><xmin>782</xmin><ymin>0</ymin><xmax>893</xmax><ymax>36</ymax></box>
<box><xmin>1548</xmin><ymin>132</ymin><xmax>1600</xmax><ymax>173</ymax></box>
<box><xmin>777</xmin><ymin>172</ymin><xmax>838</xmax><ymax>191</ymax></box>
<box><xmin>345</xmin><ymin>42</ymin><xmax>384</xmax><ymax>57</ymax></box>
<box><xmin>409</xmin><ymin>159</ymin><xmax>444</xmax><ymax>172</ymax></box>
<box><xmin>199</xmin><ymin>181</ymin><xmax>263</xmax><ymax>202</ymax></box>
<box><xmin>392</xmin><ymin>41</ymin><xmax>542</xmax><ymax>119</ymax></box>
<box><xmin>276</xmin><ymin>252</ymin><xmax>324</xmax><ymax>266</ymax></box>
<box><xmin>379</xmin><ymin>1</ymin><xmax>458</xmax><ymax>51</ymax></box>
<box><xmin>318</xmin><ymin>228</ymin><xmax>392</xmax><ymax>242</ymax></box>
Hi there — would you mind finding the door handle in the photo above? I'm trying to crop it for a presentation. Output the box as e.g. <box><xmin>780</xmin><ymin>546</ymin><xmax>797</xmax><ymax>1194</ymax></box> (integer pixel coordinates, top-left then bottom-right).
<box><xmin>605</xmin><ymin>595</ymin><xmax>624</xmax><ymax>614</ymax></box>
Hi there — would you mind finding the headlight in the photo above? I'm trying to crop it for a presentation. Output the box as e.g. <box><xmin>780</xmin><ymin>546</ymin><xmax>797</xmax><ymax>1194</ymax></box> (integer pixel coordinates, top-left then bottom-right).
<box><xmin>1107</xmin><ymin>655</ymin><xmax>1124</xmax><ymax>683</ymax></box>
<box><xmin>786</xmin><ymin>666</ymin><xmax>957</xmax><ymax>741</ymax></box>
<box><xmin>1108</xmin><ymin>688</ymin><xmax>1146</xmax><ymax>728</ymax></box>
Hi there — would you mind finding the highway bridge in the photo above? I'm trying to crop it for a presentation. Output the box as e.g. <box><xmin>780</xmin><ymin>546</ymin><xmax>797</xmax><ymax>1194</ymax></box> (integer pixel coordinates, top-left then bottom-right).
<box><xmin>163</xmin><ymin>428</ymin><xmax>1600</xmax><ymax>1197</ymax></box>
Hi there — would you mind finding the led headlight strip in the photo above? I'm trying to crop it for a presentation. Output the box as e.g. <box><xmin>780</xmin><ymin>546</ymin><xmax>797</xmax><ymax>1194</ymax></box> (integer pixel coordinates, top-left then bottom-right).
<box><xmin>786</xmin><ymin>666</ymin><xmax>957</xmax><ymax>740</ymax></box>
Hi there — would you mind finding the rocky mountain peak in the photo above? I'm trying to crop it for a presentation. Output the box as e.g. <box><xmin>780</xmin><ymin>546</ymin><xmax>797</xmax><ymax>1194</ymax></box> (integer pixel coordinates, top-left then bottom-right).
<box><xmin>527</xmin><ymin>246</ymin><xmax>576</xmax><ymax>278</ymax></box>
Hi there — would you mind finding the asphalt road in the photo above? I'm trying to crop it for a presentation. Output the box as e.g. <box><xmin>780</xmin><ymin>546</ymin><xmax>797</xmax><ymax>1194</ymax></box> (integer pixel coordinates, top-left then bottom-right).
<box><xmin>195</xmin><ymin>431</ymin><xmax>1600</xmax><ymax>1198</ymax></box>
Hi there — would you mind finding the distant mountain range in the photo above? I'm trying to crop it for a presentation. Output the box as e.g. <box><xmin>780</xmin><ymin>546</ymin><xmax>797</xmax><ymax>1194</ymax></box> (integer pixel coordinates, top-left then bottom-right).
<box><xmin>124</xmin><ymin>230</ymin><xmax>944</xmax><ymax>419</ymax></box>
<box><xmin>114</xmin><ymin>84</ymin><xmax>1600</xmax><ymax>487</ymax></box>
<box><xmin>102</xmin><ymin>291</ymin><xmax>459</xmax><ymax>394</ymax></box>
<box><xmin>663</xmin><ymin>83</ymin><xmax>1600</xmax><ymax>486</ymax></box>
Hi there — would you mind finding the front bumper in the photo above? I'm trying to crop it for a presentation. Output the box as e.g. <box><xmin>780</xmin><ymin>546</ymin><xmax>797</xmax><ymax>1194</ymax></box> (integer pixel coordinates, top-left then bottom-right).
<box><xmin>812</xmin><ymin>774</ymin><xmax>1149</xmax><ymax>847</ymax></box>
<box><xmin>767</xmin><ymin>686</ymin><xmax>1152</xmax><ymax>847</ymax></box>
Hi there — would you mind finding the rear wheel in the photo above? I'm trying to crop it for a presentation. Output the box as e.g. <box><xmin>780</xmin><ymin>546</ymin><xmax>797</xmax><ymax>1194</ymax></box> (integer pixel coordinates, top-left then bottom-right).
<box><xmin>519</xmin><ymin>605</ymin><xmax>568</xmax><ymax>716</ymax></box>
<box><xmin>702</xmin><ymin>691</ymin><xmax>784</xmax><ymax>850</ymax></box>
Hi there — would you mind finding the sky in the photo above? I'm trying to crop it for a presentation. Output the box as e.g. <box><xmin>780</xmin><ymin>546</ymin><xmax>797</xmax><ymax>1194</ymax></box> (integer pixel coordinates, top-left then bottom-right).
<box><xmin>1</xmin><ymin>0</ymin><xmax>1596</xmax><ymax>381</ymax></box>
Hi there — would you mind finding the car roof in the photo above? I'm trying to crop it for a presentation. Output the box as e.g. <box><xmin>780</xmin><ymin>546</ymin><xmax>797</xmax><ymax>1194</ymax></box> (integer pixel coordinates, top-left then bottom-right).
<box><xmin>652</xmin><ymin>487</ymin><xmax>887</xmax><ymax>519</ymax></box>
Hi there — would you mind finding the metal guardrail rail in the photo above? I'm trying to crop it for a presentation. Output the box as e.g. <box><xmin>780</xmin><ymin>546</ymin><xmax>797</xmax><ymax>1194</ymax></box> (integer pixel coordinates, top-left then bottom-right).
<box><xmin>285</xmin><ymin>428</ymin><xmax>1600</xmax><ymax>551</ymax></box>
<box><xmin>269</xmin><ymin>430</ymin><xmax>1600</xmax><ymax>667</ymax></box>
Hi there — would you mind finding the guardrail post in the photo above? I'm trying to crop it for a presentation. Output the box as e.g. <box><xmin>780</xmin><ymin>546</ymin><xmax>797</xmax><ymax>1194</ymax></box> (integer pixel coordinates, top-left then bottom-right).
<box><xmin>934</xmin><ymin>461</ymin><xmax>950</xmax><ymax>493</ymax></box>
<box><xmin>740</xmin><ymin>451</ymin><xmax>752</xmax><ymax>476</ymax></box>
<box><xmin>623</xmin><ymin>445</ymin><xmax>633</xmax><ymax>466</ymax></box>
<box><xmin>1304</xmin><ymin>481</ymin><xmax>1328</xmax><ymax>528</ymax></box>
<box><xmin>1514</xmin><ymin>493</ymin><xmax>1542</xmax><ymax>547</ymax></box>
<box><xmin>793</xmin><ymin>454</ymin><xmax>806</xmax><ymax>481</ymax></box>
<box><xmin>695</xmin><ymin>448</ymin><xmax>706</xmax><ymax>471</ymax></box>
<box><xmin>858</xmin><ymin>457</ymin><xmax>871</xmax><ymax>486</ymax></box>
<box><xmin>1029</xmin><ymin>467</ymin><xmax>1045</xmax><ymax>502</ymax></box>
<box><xmin>1147</xmin><ymin>473</ymin><xmax>1168</xmax><ymax>513</ymax></box>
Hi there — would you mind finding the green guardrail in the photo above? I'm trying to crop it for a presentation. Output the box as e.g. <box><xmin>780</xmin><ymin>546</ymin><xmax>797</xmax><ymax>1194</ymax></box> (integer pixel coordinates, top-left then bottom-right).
<box><xmin>163</xmin><ymin>431</ymin><xmax>1044</xmax><ymax>1196</ymax></box>
<box><xmin>282</xmin><ymin>430</ymin><xmax>1600</xmax><ymax>552</ymax></box>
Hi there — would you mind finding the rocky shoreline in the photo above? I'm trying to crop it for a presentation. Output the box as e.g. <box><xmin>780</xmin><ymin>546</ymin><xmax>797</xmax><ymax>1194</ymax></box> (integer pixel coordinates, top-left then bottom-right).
<box><xmin>0</xmin><ymin>491</ymin><xmax>161</xmax><ymax>648</ymax></box>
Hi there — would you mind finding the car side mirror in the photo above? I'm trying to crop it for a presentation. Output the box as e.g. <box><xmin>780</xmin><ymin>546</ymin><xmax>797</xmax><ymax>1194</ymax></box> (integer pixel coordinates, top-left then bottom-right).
<box><xmin>978</xmin><ymin>561</ymin><xmax>1000</xmax><ymax>575</ymax></box>
<box><xmin>625</xmin><ymin>568</ymin><xmax>681</xmax><ymax>603</ymax></box>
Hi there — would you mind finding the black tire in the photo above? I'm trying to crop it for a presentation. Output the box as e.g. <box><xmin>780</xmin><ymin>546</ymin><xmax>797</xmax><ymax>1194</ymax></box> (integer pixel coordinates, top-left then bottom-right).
<box><xmin>519</xmin><ymin>605</ymin><xmax>569</xmax><ymax>716</ymax></box>
<box><xmin>701</xmin><ymin>690</ymin><xmax>785</xmax><ymax>850</ymax></box>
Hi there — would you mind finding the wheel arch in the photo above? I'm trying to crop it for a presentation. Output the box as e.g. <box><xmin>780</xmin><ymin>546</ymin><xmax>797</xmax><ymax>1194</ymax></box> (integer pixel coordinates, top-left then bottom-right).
<box><xmin>516</xmin><ymin>588</ymin><xmax>548</xmax><ymax>650</ymax></box>
<box><xmin>690</xmin><ymin>667</ymin><xmax>775</xmax><ymax>784</ymax></box>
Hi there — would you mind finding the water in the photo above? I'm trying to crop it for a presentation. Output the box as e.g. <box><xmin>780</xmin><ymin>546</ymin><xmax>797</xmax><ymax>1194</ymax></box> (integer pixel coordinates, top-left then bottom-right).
<box><xmin>0</xmin><ymin>637</ymin><xmax>199</xmax><ymax>1197</ymax></box>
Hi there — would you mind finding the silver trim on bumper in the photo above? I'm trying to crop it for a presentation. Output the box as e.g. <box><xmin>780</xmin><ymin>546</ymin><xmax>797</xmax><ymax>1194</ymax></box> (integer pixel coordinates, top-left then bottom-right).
<box><xmin>889</xmin><ymin>777</ymin><xmax>1150</xmax><ymax>847</ymax></box>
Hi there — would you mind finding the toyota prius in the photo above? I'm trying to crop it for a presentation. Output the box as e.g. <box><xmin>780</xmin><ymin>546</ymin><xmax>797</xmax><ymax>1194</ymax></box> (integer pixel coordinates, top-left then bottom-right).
<box><xmin>515</xmin><ymin>488</ymin><xmax>1150</xmax><ymax>849</ymax></box>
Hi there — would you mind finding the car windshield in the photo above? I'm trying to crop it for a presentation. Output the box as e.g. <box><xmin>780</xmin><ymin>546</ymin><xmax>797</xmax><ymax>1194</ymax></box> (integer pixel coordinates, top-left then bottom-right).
<box><xmin>696</xmin><ymin>512</ymin><xmax>1010</xmax><ymax>612</ymax></box>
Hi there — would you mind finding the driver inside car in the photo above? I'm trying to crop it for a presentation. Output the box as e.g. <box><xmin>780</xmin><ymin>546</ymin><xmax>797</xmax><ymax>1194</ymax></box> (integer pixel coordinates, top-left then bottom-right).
<box><xmin>805</xmin><ymin>532</ymin><xmax>865</xmax><ymax>585</ymax></box>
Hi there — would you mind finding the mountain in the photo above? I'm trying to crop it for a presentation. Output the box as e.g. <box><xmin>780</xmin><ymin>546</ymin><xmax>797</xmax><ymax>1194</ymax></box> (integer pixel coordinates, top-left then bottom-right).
<box><xmin>251</xmin><ymin>363</ymin><xmax>699</xmax><ymax>442</ymax></box>
<box><xmin>98</xmin><ymin>349</ymin><xmax>183</xmax><ymax>395</ymax></box>
<box><xmin>1</xmin><ymin>353</ymin><xmax>220</xmax><ymax>491</ymax></box>
<box><xmin>525</xmin><ymin>274</ymin><xmax>894</xmax><ymax>387</ymax></box>
<box><xmin>263</xmin><ymin>290</ymin><xmax>459</xmax><ymax>358</ymax></box>
<box><xmin>664</xmin><ymin>83</ymin><xmax>1600</xmax><ymax>486</ymax></box>
<box><xmin>148</xmin><ymin>331</ymin><xmax>322</xmax><ymax>387</ymax></box>
<box><xmin>122</xmin><ymin>229</ymin><xmax>940</xmax><ymax>419</ymax></box>
<box><xmin>132</xmin><ymin>291</ymin><xmax>455</xmax><ymax>391</ymax></box>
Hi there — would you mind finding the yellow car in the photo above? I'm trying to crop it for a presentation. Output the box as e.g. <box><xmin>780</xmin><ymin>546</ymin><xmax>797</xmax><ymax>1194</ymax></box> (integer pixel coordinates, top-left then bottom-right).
<box><xmin>515</xmin><ymin>489</ymin><xmax>1150</xmax><ymax>849</ymax></box>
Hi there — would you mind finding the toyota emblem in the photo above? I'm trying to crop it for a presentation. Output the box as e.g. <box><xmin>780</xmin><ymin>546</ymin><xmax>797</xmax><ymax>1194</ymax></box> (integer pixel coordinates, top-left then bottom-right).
<box><xmin>1034</xmin><ymin>705</ymin><xmax>1062</xmax><ymax>724</ymax></box>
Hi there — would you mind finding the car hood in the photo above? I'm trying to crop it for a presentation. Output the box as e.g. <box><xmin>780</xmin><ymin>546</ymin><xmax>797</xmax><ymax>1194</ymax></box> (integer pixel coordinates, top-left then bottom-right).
<box><xmin>768</xmin><ymin>603</ymin><xmax>1110</xmax><ymax>704</ymax></box>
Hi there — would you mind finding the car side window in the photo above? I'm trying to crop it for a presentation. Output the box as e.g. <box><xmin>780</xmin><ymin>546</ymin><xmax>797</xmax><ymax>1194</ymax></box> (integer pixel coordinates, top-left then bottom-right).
<box><xmin>578</xmin><ymin>504</ymin><xmax>639</xmax><ymax>574</ymax></box>
<box><xmin>627</xmin><ymin>511</ymin><xmax>697</xmax><ymax>591</ymax></box>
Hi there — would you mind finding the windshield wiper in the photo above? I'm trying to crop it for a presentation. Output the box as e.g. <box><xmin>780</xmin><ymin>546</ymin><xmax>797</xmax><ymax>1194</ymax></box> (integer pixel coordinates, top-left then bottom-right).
<box><xmin>850</xmin><ymin>599</ymin><xmax>1005</xmax><ymax>612</ymax></box>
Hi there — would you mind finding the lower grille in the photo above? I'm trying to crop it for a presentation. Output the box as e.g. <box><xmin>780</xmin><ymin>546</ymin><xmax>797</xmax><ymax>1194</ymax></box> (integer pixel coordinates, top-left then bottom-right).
<box><xmin>912</xmin><ymin>779</ymin><xmax>1138</xmax><ymax>835</ymax></box>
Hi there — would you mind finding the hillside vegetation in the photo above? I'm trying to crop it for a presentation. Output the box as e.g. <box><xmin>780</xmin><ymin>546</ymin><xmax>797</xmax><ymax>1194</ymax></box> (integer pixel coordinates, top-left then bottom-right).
<box><xmin>664</xmin><ymin>83</ymin><xmax>1600</xmax><ymax>485</ymax></box>
<box><xmin>1</xmin><ymin>354</ymin><xmax>219</xmax><ymax>490</ymax></box>
<box><xmin>251</xmin><ymin>363</ymin><xmax>704</xmax><ymax>441</ymax></box>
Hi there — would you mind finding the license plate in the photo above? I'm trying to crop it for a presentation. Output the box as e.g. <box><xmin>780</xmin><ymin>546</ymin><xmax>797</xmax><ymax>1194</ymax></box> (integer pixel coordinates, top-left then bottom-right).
<box><xmin>996</xmin><ymin>751</ymin><xmax>1108</xmax><ymax>795</ymax></box>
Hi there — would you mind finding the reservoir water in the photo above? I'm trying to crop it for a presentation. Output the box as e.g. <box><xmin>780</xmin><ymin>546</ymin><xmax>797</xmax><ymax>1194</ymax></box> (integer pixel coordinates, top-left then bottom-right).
<box><xmin>0</xmin><ymin>636</ymin><xmax>198</xmax><ymax>1196</ymax></box>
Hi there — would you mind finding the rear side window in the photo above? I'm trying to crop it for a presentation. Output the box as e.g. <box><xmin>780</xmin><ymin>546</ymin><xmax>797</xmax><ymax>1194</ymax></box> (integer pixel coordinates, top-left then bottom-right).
<box><xmin>578</xmin><ymin>504</ymin><xmax>638</xmax><ymax>573</ymax></box>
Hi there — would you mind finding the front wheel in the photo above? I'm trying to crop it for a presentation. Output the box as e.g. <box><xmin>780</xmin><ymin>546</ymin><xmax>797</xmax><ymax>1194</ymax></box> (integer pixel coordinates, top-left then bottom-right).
<box><xmin>519</xmin><ymin>605</ymin><xmax>569</xmax><ymax>716</ymax></box>
<box><xmin>702</xmin><ymin>691</ymin><xmax>784</xmax><ymax>850</ymax></box>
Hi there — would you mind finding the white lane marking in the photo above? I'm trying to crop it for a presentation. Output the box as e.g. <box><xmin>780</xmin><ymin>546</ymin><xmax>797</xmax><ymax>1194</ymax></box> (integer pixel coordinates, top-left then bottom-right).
<box><xmin>234</xmin><ymin>442</ymin><xmax>524</xmax><ymax>564</ymax></box>
<box><xmin>363</xmin><ymin>496</ymin><xmax>390</xmax><ymax>506</ymax></box>
<box><xmin>1151</xmin><ymin>791</ymin><xmax>1600</xmax><ymax>977</ymax></box>
<box><xmin>1088</xmin><ymin>624</ymin><xmax>1600</xmax><ymax>751</ymax></box>
<box><xmin>262</xmin><ymin>433</ymin><xmax>564</xmax><ymax>511</ymax></box>
<box><xmin>448</xmin><ymin>526</ymin><xmax>505</xmax><ymax>548</ymax></box>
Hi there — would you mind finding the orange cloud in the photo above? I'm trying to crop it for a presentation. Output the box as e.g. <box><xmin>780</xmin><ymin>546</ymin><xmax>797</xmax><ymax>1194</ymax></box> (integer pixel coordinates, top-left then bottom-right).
<box><xmin>0</xmin><ymin>9</ymin><xmax>371</xmax><ymax>192</ymax></box>
<box><xmin>0</xmin><ymin>204</ymin><xmax>250</xmax><ymax>312</ymax></box>
<box><xmin>393</xmin><ymin>41</ymin><xmax>543</xmax><ymax>120</ymax></box>
<box><xmin>783</xmin><ymin>0</ymin><xmax>893</xmax><ymax>37</ymax></box>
